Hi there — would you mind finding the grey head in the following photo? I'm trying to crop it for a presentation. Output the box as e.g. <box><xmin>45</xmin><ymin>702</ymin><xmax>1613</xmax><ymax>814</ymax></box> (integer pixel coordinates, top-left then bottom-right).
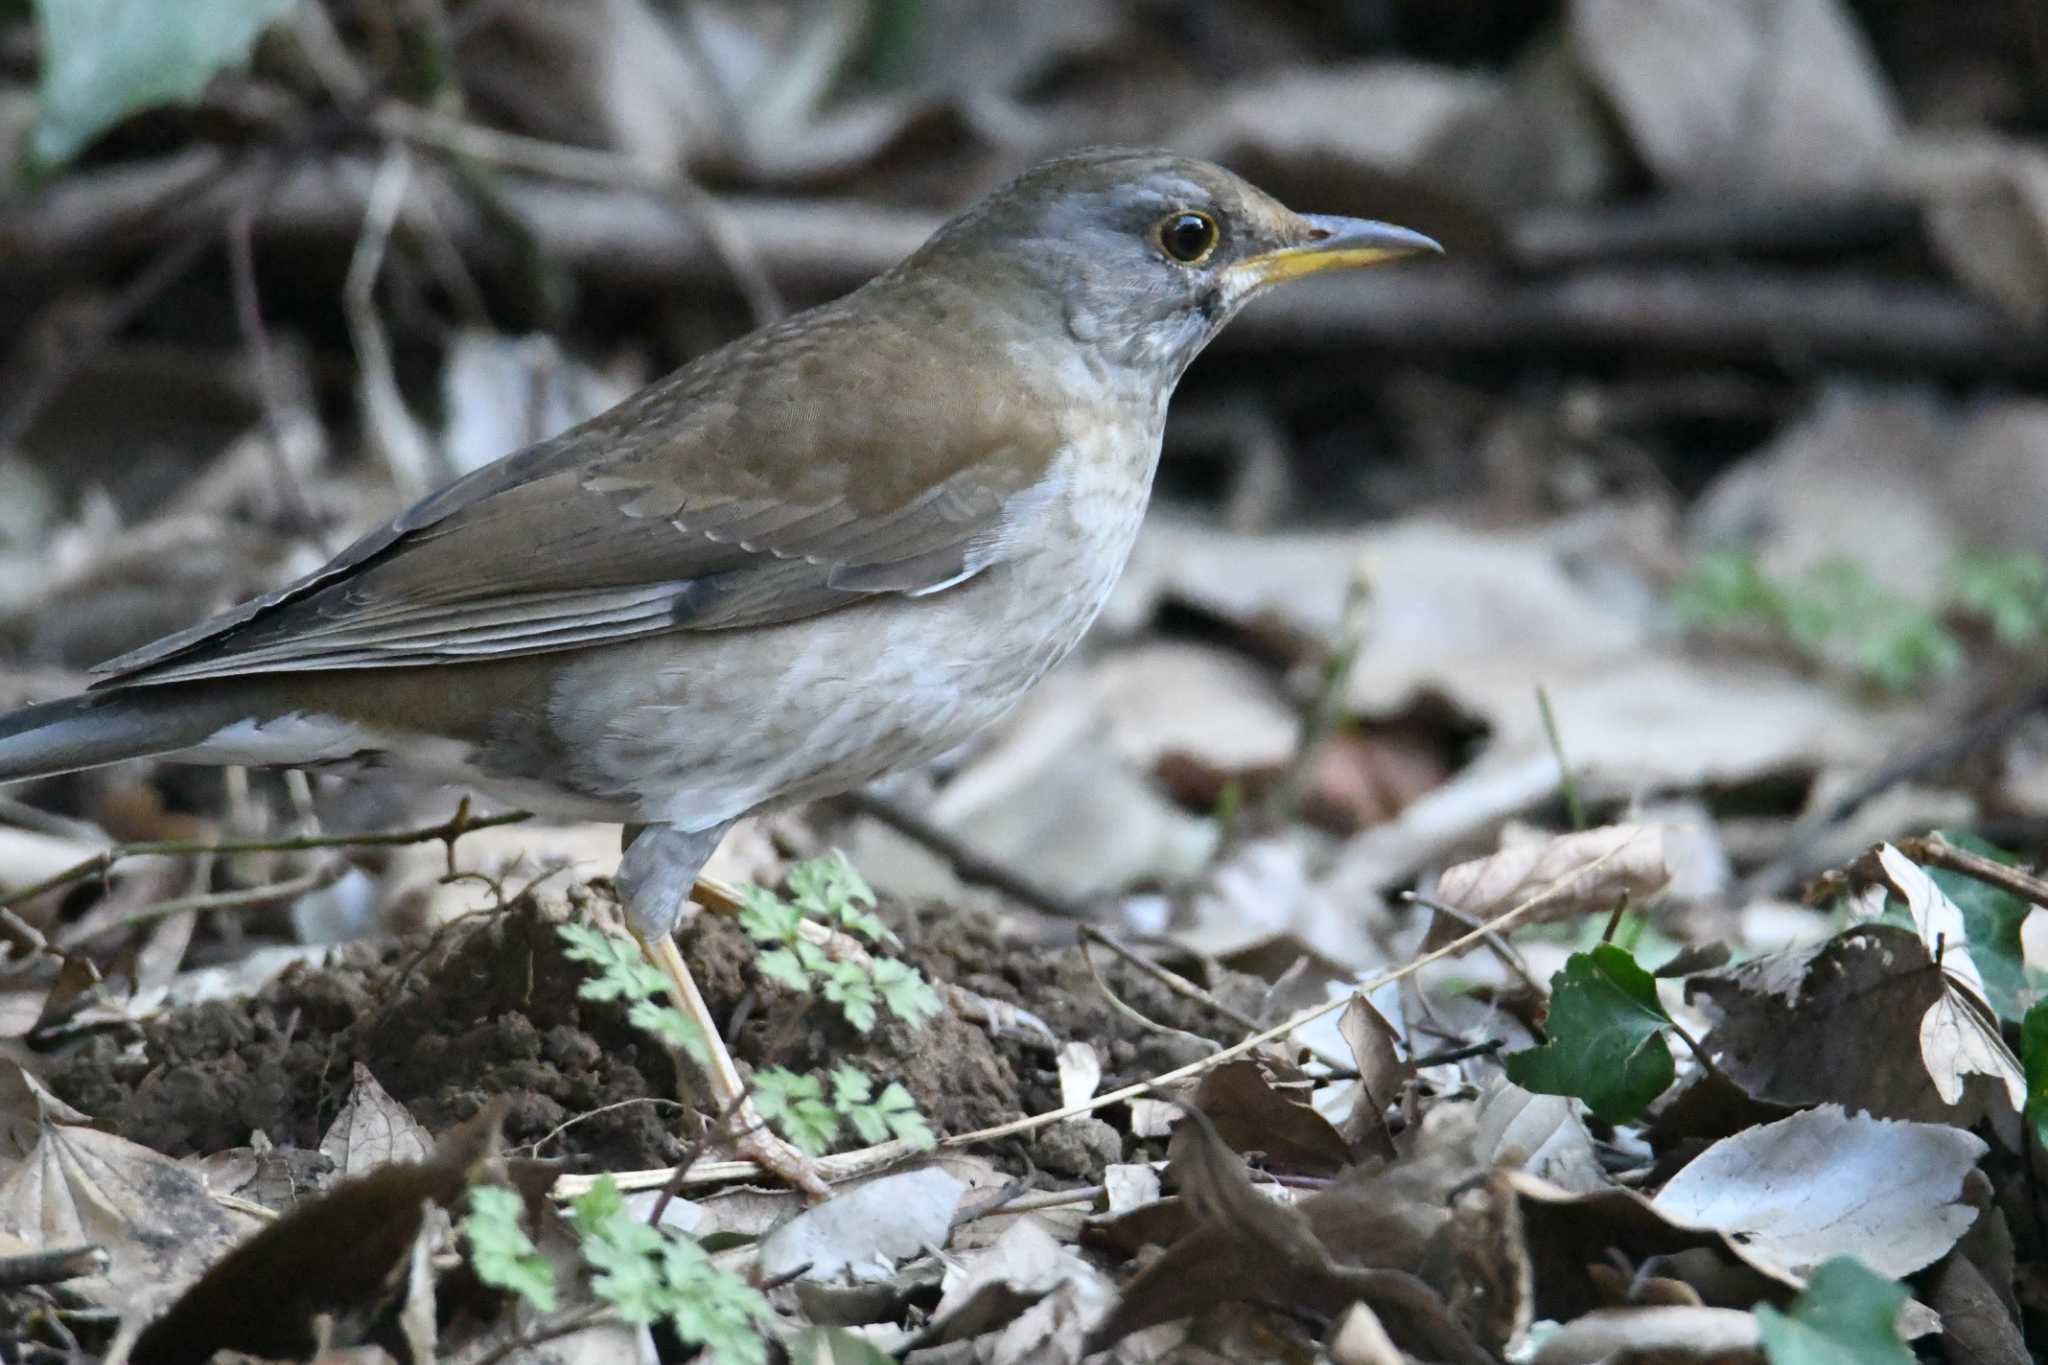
<box><xmin>896</xmin><ymin>146</ymin><xmax>1441</xmax><ymax>381</ymax></box>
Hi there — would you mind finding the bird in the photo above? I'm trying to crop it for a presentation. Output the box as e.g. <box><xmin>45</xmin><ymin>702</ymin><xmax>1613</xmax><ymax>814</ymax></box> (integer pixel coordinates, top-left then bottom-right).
<box><xmin>0</xmin><ymin>147</ymin><xmax>1437</xmax><ymax>1190</ymax></box>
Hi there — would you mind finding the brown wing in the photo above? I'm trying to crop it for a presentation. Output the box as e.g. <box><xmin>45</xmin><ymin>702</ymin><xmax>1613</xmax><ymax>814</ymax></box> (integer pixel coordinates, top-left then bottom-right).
<box><xmin>92</xmin><ymin>290</ymin><xmax>1063</xmax><ymax>687</ymax></box>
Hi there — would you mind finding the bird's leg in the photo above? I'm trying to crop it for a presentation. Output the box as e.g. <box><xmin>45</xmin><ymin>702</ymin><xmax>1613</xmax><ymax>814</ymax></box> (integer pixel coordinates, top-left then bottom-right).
<box><xmin>618</xmin><ymin>821</ymin><xmax>830</xmax><ymax>1200</ymax></box>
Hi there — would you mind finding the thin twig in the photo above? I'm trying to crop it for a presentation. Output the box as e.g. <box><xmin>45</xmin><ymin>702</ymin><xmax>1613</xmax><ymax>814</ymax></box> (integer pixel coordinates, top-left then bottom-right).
<box><xmin>0</xmin><ymin>1244</ymin><xmax>107</xmax><ymax>1289</ymax></box>
<box><xmin>371</xmin><ymin>101</ymin><xmax>785</xmax><ymax>326</ymax></box>
<box><xmin>1077</xmin><ymin>936</ymin><xmax>1219</xmax><ymax>1055</ymax></box>
<box><xmin>225</xmin><ymin>170</ymin><xmax>319</xmax><ymax>531</ymax></box>
<box><xmin>1263</xmin><ymin>568</ymin><xmax>1373</xmax><ymax>833</ymax></box>
<box><xmin>1536</xmin><ymin>685</ymin><xmax>1585</xmax><ymax>832</ymax></box>
<box><xmin>0</xmin><ymin>805</ymin><xmax>529</xmax><ymax>914</ymax></box>
<box><xmin>55</xmin><ymin>862</ymin><xmax>346</xmax><ymax>948</ymax></box>
<box><xmin>841</xmin><ymin>790</ymin><xmax>1087</xmax><ymax>921</ymax></box>
<box><xmin>555</xmin><ymin>840</ymin><xmax>1633</xmax><ymax>1196</ymax></box>
<box><xmin>1899</xmin><ymin>831</ymin><xmax>2048</xmax><ymax>908</ymax></box>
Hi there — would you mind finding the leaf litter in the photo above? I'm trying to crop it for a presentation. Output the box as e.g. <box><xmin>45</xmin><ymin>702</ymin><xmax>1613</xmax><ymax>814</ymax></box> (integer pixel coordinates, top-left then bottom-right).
<box><xmin>6</xmin><ymin>0</ymin><xmax>2048</xmax><ymax>1359</ymax></box>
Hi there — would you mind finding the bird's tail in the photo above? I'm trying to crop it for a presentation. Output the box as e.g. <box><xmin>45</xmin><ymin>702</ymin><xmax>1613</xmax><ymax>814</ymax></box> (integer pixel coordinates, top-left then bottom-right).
<box><xmin>0</xmin><ymin>687</ymin><xmax>240</xmax><ymax>783</ymax></box>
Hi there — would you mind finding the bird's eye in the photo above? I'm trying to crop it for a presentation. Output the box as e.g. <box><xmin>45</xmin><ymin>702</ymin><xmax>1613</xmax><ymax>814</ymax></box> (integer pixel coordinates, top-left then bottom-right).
<box><xmin>1155</xmin><ymin>211</ymin><xmax>1219</xmax><ymax>265</ymax></box>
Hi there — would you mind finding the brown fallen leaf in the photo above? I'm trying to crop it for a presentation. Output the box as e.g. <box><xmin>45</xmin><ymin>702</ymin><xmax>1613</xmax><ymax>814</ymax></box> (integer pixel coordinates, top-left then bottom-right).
<box><xmin>130</xmin><ymin>1099</ymin><xmax>510</xmax><ymax>1365</ymax></box>
<box><xmin>1085</xmin><ymin>1100</ymin><xmax>1494</xmax><ymax>1363</ymax></box>
<box><xmin>1193</xmin><ymin>1059</ymin><xmax>1354</xmax><ymax>1177</ymax></box>
<box><xmin>1424</xmin><ymin>824</ymin><xmax>1671</xmax><ymax>951</ymax></box>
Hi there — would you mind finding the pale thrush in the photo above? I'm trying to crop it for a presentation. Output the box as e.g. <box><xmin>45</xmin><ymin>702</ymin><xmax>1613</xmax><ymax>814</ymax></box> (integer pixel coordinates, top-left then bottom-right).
<box><xmin>0</xmin><ymin>147</ymin><xmax>1438</xmax><ymax>1187</ymax></box>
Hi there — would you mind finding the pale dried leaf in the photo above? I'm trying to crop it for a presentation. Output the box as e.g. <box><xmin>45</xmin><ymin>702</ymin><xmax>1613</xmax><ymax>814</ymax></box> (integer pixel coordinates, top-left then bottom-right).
<box><xmin>1652</xmin><ymin>1105</ymin><xmax>1985</xmax><ymax>1283</ymax></box>
<box><xmin>759</xmin><ymin>1167</ymin><xmax>963</xmax><ymax>1284</ymax></box>
<box><xmin>1870</xmin><ymin>845</ymin><xmax>2026</xmax><ymax>1111</ymax></box>
<box><xmin>1103</xmin><ymin>1164</ymin><xmax>1160</xmax><ymax>1216</ymax></box>
<box><xmin>1055</xmin><ymin>1042</ymin><xmax>1102</xmax><ymax>1110</ymax></box>
<box><xmin>1429</xmin><ymin>824</ymin><xmax>1671</xmax><ymax>941</ymax></box>
<box><xmin>320</xmin><ymin>1064</ymin><xmax>433</xmax><ymax>1178</ymax></box>
<box><xmin>1328</xmin><ymin>1301</ymin><xmax>1403</xmax><ymax>1365</ymax></box>
<box><xmin>0</xmin><ymin>1121</ymin><xmax>257</xmax><ymax>1317</ymax></box>
<box><xmin>1532</xmin><ymin>1305</ymin><xmax>1760</xmax><ymax>1364</ymax></box>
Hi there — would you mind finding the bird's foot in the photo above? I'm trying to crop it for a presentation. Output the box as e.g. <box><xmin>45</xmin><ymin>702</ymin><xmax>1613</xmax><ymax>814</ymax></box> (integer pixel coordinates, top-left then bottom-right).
<box><xmin>633</xmin><ymin>931</ymin><xmax>832</xmax><ymax>1201</ymax></box>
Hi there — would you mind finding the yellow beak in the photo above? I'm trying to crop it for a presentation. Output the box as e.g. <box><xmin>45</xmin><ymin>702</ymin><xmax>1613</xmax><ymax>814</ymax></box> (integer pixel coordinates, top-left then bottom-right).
<box><xmin>1230</xmin><ymin>215</ymin><xmax>1442</xmax><ymax>288</ymax></box>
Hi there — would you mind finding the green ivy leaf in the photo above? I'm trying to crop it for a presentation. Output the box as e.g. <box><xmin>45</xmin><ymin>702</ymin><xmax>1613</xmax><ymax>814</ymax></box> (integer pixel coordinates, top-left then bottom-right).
<box><xmin>1756</xmin><ymin>1257</ymin><xmax>1911</xmax><ymax>1365</ymax></box>
<box><xmin>1926</xmin><ymin>830</ymin><xmax>2039</xmax><ymax>1022</ymax></box>
<box><xmin>29</xmin><ymin>0</ymin><xmax>300</xmax><ymax>171</ymax></box>
<box><xmin>1506</xmin><ymin>943</ymin><xmax>1675</xmax><ymax>1123</ymax></box>
<box><xmin>2024</xmin><ymin>1001</ymin><xmax>2048</xmax><ymax>1151</ymax></box>
<box><xmin>463</xmin><ymin>1185</ymin><xmax>557</xmax><ymax>1313</ymax></box>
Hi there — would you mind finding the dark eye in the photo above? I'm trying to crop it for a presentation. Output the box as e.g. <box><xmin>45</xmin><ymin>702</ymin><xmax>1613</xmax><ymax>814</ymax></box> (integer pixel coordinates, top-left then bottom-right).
<box><xmin>1156</xmin><ymin>211</ymin><xmax>1219</xmax><ymax>264</ymax></box>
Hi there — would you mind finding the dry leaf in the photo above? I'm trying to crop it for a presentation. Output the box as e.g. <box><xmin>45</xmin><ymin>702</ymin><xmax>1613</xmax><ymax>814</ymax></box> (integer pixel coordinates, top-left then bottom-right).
<box><xmin>1867</xmin><ymin>844</ymin><xmax>2026</xmax><ymax>1111</ymax></box>
<box><xmin>0</xmin><ymin>1120</ymin><xmax>258</xmax><ymax>1321</ymax></box>
<box><xmin>1193</xmin><ymin>1060</ymin><xmax>1354</xmax><ymax>1177</ymax></box>
<box><xmin>1426</xmin><ymin>824</ymin><xmax>1671</xmax><ymax>949</ymax></box>
<box><xmin>320</xmin><ymin>1064</ymin><xmax>434</xmax><ymax>1178</ymax></box>
<box><xmin>758</xmin><ymin>1167</ymin><xmax>963</xmax><ymax>1284</ymax></box>
<box><xmin>1651</xmin><ymin>1104</ymin><xmax>1985</xmax><ymax>1284</ymax></box>
<box><xmin>1531</xmin><ymin>1305</ymin><xmax>1760</xmax><ymax>1364</ymax></box>
<box><xmin>1055</xmin><ymin>1042</ymin><xmax>1102</xmax><ymax>1110</ymax></box>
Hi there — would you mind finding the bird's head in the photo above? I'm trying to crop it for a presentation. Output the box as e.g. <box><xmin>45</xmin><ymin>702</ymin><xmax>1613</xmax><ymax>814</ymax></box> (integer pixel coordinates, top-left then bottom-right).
<box><xmin>904</xmin><ymin>147</ymin><xmax>1440</xmax><ymax>381</ymax></box>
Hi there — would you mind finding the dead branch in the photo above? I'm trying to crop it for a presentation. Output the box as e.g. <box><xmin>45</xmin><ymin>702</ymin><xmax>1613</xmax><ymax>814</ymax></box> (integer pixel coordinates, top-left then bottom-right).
<box><xmin>0</xmin><ymin>803</ymin><xmax>531</xmax><ymax>914</ymax></box>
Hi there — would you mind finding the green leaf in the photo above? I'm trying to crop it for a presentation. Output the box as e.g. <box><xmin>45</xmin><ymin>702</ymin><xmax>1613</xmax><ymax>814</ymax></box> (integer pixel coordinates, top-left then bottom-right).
<box><xmin>820</xmin><ymin>960</ymin><xmax>879</xmax><ymax>1032</ymax></box>
<box><xmin>663</xmin><ymin>1240</ymin><xmax>772</xmax><ymax>1365</ymax></box>
<box><xmin>578</xmin><ymin>1197</ymin><xmax>668</xmax><ymax>1323</ymax></box>
<box><xmin>787</xmin><ymin>1326</ymin><xmax>900</xmax><ymax>1365</ymax></box>
<box><xmin>570</xmin><ymin>1174</ymin><xmax>627</xmax><ymax>1236</ymax></box>
<box><xmin>755</xmin><ymin>1067</ymin><xmax>839</xmax><ymax>1155</ymax></box>
<box><xmin>787</xmin><ymin>851</ymin><xmax>875</xmax><ymax>919</ymax></box>
<box><xmin>627</xmin><ymin>998</ymin><xmax>707</xmax><ymax>1062</ymax></box>
<box><xmin>829</xmin><ymin>1066</ymin><xmax>874</xmax><ymax>1109</ymax></box>
<box><xmin>1926</xmin><ymin>830</ymin><xmax>2039</xmax><ymax>1022</ymax></box>
<box><xmin>737</xmin><ymin>886</ymin><xmax>803</xmax><ymax>946</ymax></box>
<box><xmin>755</xmin><ymin>946</ymin><xmax>811</xmax><ymax>992</ymax></box>
<box><xmin>2023</xmin><ymin>1001</ymin><xmax>2048</xmax><ymax>1151</ymax></box>
<box><xmin>29</xmin><ymin>0</ymin><xmax>300</xmax><ymax>171</ymax></box>
<box><xmin>1506</xmin><ymin>943</ymin><xmax>1675</xmax><ymax>1123</ymax></box>
<box><xmin>874</xmin><ymin>1081</ymin><xmax>934</xmax><ymax>1149</ymax></box>
<box><xmin>1757</xmin><ymin>1257</ymin><xmax>1911</xmax><ymax>1365</ymax></box>
<box><xmin>462</xmin><ymin>1185</ymin><xmax>557</xmax><ymax>1313</ymax></box>
<box><xmin>872</xmin><ymin>957</ymin><xmax>943</xmax><ymax>1026</ymax></box>
<box><xmin>559</xmin><ymin>923</ymin><xmax>669</xmax><ymax>1002</ymax></box>
<box><xmin>1949</xmin><ymin>550</ymin><xmax>2048</xmax><ymax>644</ymax></box>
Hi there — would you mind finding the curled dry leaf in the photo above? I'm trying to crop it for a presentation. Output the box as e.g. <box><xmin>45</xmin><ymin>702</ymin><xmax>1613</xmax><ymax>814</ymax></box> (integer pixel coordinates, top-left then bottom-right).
<box><xmin>1086</xmin><ymin>1101</ymin><xmax>1495</xmax><ymax>1364</ymax></box>
<box><xmin>1864</xmin><ymin>844</ymin><xmax>2026</xmax><ymax>1112</ymax></box>
<box><xmin>1424</xmin><ymin>824</ymin><xmax>1671</xmax><ymax>951</ymax></box>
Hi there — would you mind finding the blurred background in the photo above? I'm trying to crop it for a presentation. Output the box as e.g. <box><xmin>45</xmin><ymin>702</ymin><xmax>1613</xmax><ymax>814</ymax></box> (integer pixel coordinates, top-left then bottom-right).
<box><xmin>1</xmin><ymin>0</ymin><xmax>2046</xmax><ymax>967</ymax></box>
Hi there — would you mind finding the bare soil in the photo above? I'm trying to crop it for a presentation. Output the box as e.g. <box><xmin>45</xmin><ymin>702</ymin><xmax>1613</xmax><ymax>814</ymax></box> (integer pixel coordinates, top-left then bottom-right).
<box><xmin>43</xmin><ymin>888</ymin><xmax>1268</xmax><ymax>1184</ymax></box>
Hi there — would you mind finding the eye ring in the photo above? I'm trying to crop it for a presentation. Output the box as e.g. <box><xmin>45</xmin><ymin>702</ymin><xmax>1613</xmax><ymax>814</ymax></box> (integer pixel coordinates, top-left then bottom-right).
<box><xmin>1155</xmin><ymin>210</ymin><xmax>1219</xmax><ymax>265</ymax></box>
